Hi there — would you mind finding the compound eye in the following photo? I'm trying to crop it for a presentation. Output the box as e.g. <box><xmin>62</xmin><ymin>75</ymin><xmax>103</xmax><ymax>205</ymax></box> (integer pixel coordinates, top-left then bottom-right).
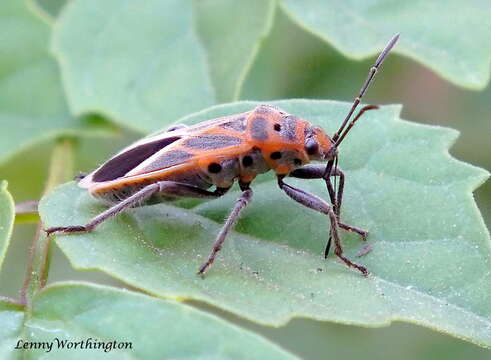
<box><xmin>305</xmin><ymin>138</ymin><xmax>319</xmax><ymax>156</ymax></box>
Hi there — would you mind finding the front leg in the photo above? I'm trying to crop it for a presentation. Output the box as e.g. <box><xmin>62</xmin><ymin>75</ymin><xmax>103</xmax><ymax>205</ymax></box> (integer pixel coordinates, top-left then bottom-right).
<box><xmin>290</xmin><ymin>164</ymin><xmax>343</xmax><ymax>214</ymax></box>
<box><xmin>277</xmin><ymin>176</ymin><xmax>368</xmax><ymax>276</ymax></box>
<box><xmin>290</xmin><ymin>165</ymin><xmax>368</xmax><ymax>240</ymax></box>
<box><xmin>45</xmin><ymin>181</ymin><xmax>229</xmax><ymax>236</ymax></box>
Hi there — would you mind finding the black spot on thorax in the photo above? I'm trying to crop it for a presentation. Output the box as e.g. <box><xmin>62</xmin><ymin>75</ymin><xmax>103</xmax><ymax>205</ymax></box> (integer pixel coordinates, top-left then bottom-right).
<box><xmin>208</xmin><ymin>162</ymin><xmax>222</xmax><ymax>173</ymax></box>
<box><xmin>270</xmin><ymin>151</ymin><xmax>282</xmax><ymax>160</ymax></box>
<box><xmin>242</xmin><ymin>155</ymin><xmax>253</xmax><ymax>167</ymax></box>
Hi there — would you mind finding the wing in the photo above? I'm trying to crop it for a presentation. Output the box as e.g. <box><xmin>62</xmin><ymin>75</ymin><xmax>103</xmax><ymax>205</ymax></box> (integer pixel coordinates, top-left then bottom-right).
<box><xmin>79</xmin><ymin>111</ymin><xmax>251</xmax><ymax>188</ymax></box>
<box><xmin>146</xmin><ymin>110</ymin><xmax>250</xmax><ymax>139</ymax></box>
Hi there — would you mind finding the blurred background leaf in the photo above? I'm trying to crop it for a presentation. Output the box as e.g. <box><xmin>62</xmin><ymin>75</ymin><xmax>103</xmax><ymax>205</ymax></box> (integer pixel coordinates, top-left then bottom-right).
<box><xmin>16</xmin><ymin>282</ymin><xmax>297</xmax><ymax>359</ymax></box>
<box><xmin>0</xmin><ymin>299</ymin><xmax>24</xmax><ymax>360</ymax></box>
<box><xmin>0</xmin><ymin>181</ymin><xmax>14</xmax><ymax>272</ymax></box>
<box><xmin>0</xmin><ymin>0</ymin><xmax>117</xmax><ymax>166</ymax></box>
<box><xmin>52</xmin><ymin>0</ymin><xmax>214</xmax><ymax>133</ymax></box>
<box><xmin>194</xmin><ymin>0</ymin><xmax>276</xmax><ymax>102</ymax></box>
<box><xmin>0</xmin><ymin>282</ymin><xmax>297</xmax><ymax>359</ymax></box>
<box><xmin>281</xmin><ymin>0</ymin><xmax>491</xmax><ymax>89</ymax></box>
<box><xmin>33</xmin><ymin>0</ymin><xmax>66</xmax><ymax>20</ymax></box>
<box><xmin>226</xmin><ymin>316</ymin><xmax>491</xmax><ymax>360</ymax></box>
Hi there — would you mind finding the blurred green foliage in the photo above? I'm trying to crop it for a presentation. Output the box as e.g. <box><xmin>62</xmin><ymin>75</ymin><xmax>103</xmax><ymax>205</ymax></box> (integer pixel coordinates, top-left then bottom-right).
<box><xmin>0</xmin><ymin>0</ymin><xmax>489</xmax><ymax>359</ymax></box>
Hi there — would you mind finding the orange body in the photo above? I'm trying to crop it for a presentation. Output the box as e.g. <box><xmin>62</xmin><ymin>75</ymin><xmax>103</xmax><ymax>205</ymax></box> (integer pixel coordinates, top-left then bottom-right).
<box><xmin>79</xmin><ymin>104</ymin><xmax>336</xmax><ymax>203</ymax></box>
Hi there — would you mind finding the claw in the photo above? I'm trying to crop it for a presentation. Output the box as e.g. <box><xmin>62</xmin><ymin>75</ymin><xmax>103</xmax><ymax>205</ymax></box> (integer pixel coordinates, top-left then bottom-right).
<box><xmin>44</xmin><ymin>225</ymin><xmax>88</xmax><ymax>236</ymax></box>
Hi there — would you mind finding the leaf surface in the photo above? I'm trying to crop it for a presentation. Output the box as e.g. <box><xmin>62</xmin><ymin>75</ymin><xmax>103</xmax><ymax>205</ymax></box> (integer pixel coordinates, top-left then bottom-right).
<box><xmin>40</xmin><ymin>100</ymin><xmax>491</xmax><ymax>347</ymax></box>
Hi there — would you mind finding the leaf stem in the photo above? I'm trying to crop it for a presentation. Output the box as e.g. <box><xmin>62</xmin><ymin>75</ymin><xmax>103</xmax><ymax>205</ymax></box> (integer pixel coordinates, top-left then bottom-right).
<box><xmin>20</xmin><ymin>138</ymin><xmax>74</xmax><ymax>306</ymax></box>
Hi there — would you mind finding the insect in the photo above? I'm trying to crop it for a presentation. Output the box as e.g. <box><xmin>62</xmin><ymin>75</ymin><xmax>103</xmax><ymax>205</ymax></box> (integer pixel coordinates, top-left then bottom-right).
<box><xmin>46</xmin><ymin>34</ymin><xmax>399</xmax><ymax>277</ymax></box>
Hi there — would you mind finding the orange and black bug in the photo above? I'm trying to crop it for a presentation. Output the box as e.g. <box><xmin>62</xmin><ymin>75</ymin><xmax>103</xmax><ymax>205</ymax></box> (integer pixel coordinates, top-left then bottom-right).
<box><xmin>46</xmin><ymin>34</ymin><xmax>399</xmax><ymax>277</ymax></box>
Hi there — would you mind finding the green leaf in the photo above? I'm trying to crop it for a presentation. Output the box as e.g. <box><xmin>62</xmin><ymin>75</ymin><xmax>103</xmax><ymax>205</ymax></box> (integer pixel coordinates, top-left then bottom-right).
<box><xmin>40</xmin><ymin>100</ymin><xmax>491</xmax><ymax>347</ymax></box>
<box><xmin>51</xmin><ymin>0</ymin><xmax>274</xmax><ymax>132</ymax></box>
<box><xmin>0</xmin><ymin>0</ymin><xmax>116</xmax><ymax>165</ymax></box>
<box><xmin>280</xmin><ymin>0</ymin><xmax>491</xmax><ymax>89</ymax></box>
<box><xmin>0</xmin><ymin>181</ymin><xmax>15</xmax><ymax>272</ymax></box>
<box><xmin>33</xmin><ymin>0</ymin><xmax>67</xmax><ymax>21</ymax></box>
<box><xmin>1</xmin><ymin>282</ymin><xmax>296</xmax><ymax>359</ymax></box>
<box><xmin>194</xmin><ymin>0</ymin><xmax>276</xmax><ymax>102</ymax></box>
<box><xmin>0</xmin><ymin>300</ymin><xmax>24</xmax><ymax>360</ymax></box>
<box><xmin>52</xmin><ymin>0</ymin><xmax>214</xmax><ymax>133</ymax></box>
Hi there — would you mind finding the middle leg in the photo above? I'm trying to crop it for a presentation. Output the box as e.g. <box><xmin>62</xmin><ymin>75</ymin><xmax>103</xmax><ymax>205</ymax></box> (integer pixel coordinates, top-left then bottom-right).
<box><xmin>197</xmin><ymin>187</ymin><xmax>253</xmax><ymax>276</ymax></box>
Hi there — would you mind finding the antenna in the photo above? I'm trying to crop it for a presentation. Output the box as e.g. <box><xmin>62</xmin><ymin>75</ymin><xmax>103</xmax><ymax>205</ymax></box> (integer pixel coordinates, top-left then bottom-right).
<box><xmin>335</xmin><ymin>105</ymin><xmax>379</xmax><ymax>146</ymax></box>
<box><xmin>322</xmin><ymin>34</ymin><xmax>399</xmax><ymax>259</ymax></box>
<box><xmin>332</xmin><ymin>33</ymin><xmax>399</xmax><ymax>145</ymax></box>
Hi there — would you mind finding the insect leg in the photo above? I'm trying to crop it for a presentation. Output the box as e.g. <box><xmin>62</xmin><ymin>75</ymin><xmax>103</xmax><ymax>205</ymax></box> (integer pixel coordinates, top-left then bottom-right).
<box><xmin>45</xmin><ymin>182</ymin><xmax>229</xmax><ymax>236</ymax></box>
<box><xmin>289</xmin><ymin>165</ymin><xmax>367</xmax><ymax>239</ymax></box>
<box><xmin>290</xmin><ymin>164</ymin><xmax>343</xmax><ymax>212</ymax></box>
<box><xmin>197</xmin><ymin>188</ymin><xmax>253</xmax><ymax>276</ymax></box>
<box><xmin>290</xmin><ymin>165</ymin><xmax>337</xmax><ymax>207</ymax></box>
<box><xmin>158</xmin><ymin>183</ymin><xmax>230</xmax><ymax>199</ymax></box>
<box><xmin>45</xmin><ymin>182</ymin><xmax>162</xmax><ymax>235</ymax></box>
<box><xmin>290</xmin><ymin>165</ymin><xmax>337</xmax><ymax>257</ymax></box>
<box><xmin>277</xmin><ymin>176</ymin><xmax>368</xmax><ymax>276</ymax></box>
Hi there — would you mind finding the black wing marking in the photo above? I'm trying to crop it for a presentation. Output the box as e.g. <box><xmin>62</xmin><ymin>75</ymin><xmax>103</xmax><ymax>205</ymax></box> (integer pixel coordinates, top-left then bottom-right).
<box><xmin>92</xmin><ymin>136</ymin><xmax>181</xmax><ymax>182</ymax></box>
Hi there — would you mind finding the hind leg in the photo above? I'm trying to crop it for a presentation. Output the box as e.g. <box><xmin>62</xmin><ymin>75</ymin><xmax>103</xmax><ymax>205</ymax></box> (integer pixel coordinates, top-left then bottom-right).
<box><xmin>45</xmin><ymin>182</ymin><xmax>229</xmax><ymax>236</ymax></box>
